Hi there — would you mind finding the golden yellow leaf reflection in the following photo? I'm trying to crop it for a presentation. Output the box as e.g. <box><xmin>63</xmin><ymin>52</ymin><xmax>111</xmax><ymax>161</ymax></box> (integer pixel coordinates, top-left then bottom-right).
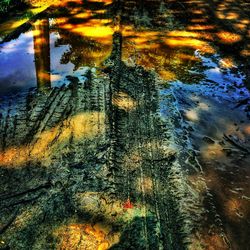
<box><xmin>88</xmin><ymin>0</ymin><xmax>113</xmax><ymax>4</ymax></box>
<box><xmin>121</xmin><ymin>25</ymin><xmax>215</xmax><ymax>81</ymax></box>
<box><xmin>0</xmin><ymin>18</ymin><xmax>29</xmax><ymax>36</ymax></box>
<box><xmin>219</xmin><ymin>57</ymin><xmax>236</xmax><ymax>69</ymax></box>
<box><xmin>216</xmin><ymin>31</ymin><xmax>242</xmax><ymax>44</ymax></box>
<box><xmin>241</xmin><ymin>49</ymin><xmax>250</xmax><ymax>57</ymax></box>
<box><xmin>53</xmin><ymin>5</ymin><xmax>113</xmax><ymax>67</ymax></box>
<box><xmin>0</xmin><ymin>2</ymin><xmax>57</xmax><ymax>37</ymax></box>
<box><xmin>164</xmin><ymin>37</ymin><xmax>215</xmax><ymax>53</ymax></box>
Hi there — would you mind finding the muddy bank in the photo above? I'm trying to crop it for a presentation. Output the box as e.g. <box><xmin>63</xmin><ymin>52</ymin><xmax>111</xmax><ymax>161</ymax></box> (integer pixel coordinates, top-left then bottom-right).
<box><xmin>0</xmin><ymin>38</ymin><xmax>197</xmax><ymax>249</ymax></box>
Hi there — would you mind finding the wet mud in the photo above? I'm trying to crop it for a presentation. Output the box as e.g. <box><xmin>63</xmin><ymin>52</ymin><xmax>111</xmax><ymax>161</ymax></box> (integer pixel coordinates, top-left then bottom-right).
<box><xmin>0</xmin><ymin>0</ymin><xmax>249</xmax><ymax>249</ymax></box>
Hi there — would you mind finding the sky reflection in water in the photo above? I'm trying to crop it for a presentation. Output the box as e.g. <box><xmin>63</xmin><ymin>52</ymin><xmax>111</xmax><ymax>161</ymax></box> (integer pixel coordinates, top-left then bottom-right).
<box><xmin>0</xmin><ymin>21</ymin><xmax>89</xmax><ymax>96</ymax></box>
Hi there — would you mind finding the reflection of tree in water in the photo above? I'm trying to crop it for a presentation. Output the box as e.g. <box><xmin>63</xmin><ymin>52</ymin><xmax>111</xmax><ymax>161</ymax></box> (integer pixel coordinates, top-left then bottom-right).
<box><xmin>49</xmin><ymin>0</ymin><xmax>114</xmax><ymax>69</ymax></box>
<box><xmin>56</xmin><ymin>31</ymin><xmax>112</xmax><ymax>69</ymax></box>
<box><xmin>48</xmin><ymin>0</ymin><xmax>208</xmax><ymax>84</ymax></box>
<box><xmin>164</xmin><ymin>0</ymin><xmax>250</xmax><ymax>88</ymax></box>
<box><xmin>33</xmin><ymin>18</ymin><xmax>51</xmax><ymax>91</ymax></box>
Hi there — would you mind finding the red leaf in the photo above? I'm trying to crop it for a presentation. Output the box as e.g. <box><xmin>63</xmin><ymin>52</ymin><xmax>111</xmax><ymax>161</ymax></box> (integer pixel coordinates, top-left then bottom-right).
<box><xmin>123</xmin><ymin>198</ymin><xmax>133</xmax><ymax>209</ymax></box>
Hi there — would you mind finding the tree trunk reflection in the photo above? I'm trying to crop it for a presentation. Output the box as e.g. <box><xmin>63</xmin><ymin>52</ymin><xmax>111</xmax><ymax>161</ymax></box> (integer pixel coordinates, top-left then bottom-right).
<box><xmin>33</xmin><ymin>19</ymin><xmax>51</xmax><ymax>91</ymax></box>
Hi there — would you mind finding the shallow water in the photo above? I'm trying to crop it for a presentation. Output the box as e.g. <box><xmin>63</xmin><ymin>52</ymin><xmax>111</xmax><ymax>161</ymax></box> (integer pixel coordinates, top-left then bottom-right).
<box><xmin>0</xmin><ymin>23</ymin><xmax>91</xmax><ymax>96</ymax></box>
<box><xmin>0</xmin><ymin>0</ymin><xmax>248</xmax><ymax>98</ymax></box>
